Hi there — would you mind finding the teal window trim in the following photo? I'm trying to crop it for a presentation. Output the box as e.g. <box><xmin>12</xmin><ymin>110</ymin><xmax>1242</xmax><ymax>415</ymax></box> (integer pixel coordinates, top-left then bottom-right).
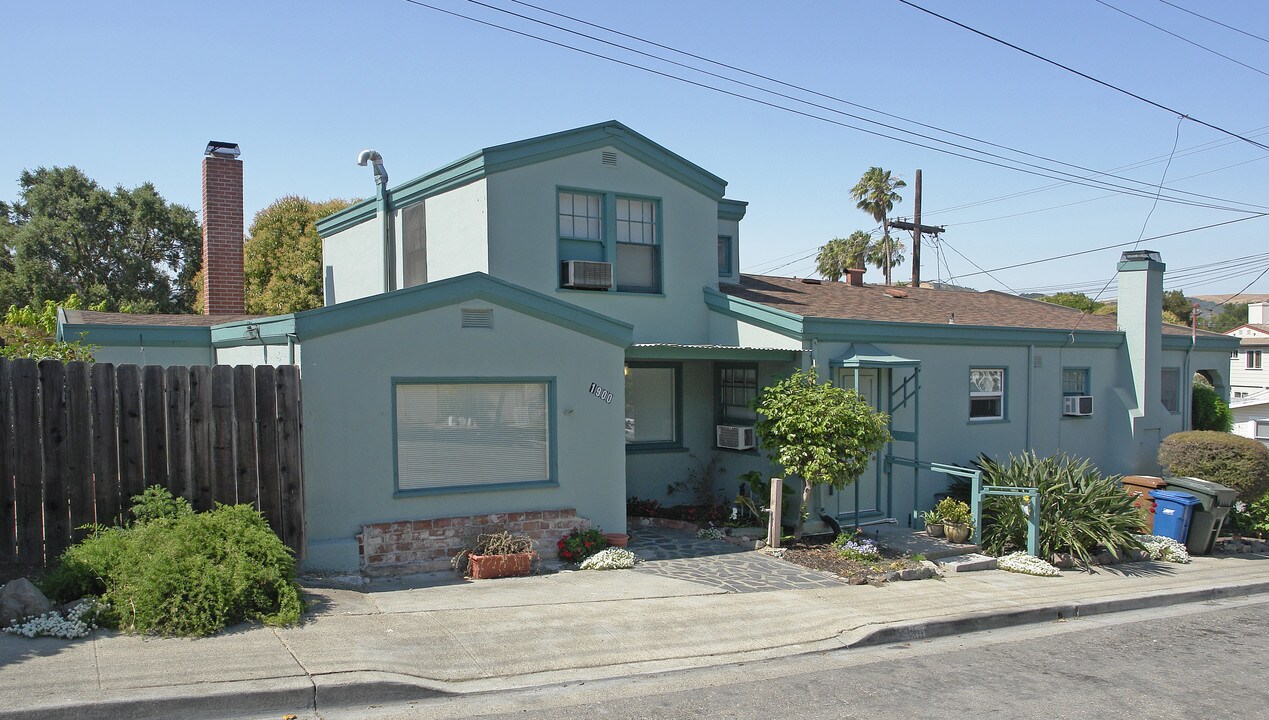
<box><xmin>1062</xmin><ymin>367</ymin><xmax>1091</xmax><ymax>396</ymax></box>
<box><xmin>390</xmin><ymin>376</ymin><xmax>558</xmax><ymax>495</ymax></box>
<box><xmin>968</xmin><ymin>367</ymin><xmax>1008</xmax><ymax>423</ymax></box>
<box><xmin>1161</xmin><ymin>366</ymin><xmax>1182</xmax><ymax>414</ymax></box>
<box><xmin>718</xmin><ymin>234</ymin><xmax>734</xmax><ymax>276</ymax></box>
<box><xmin>556</xmin><ymin>186</ymin><xmax>662</xmax><ymax>294</ymax></box>
<box><xmin>624</xmin><ymin>361</ymin><xmax>683</xmax><ymax>452</ymax></box>
<box><xmin>714</xmin><ymin>361</ymin><xmax>759</xmax><ymax>425</ymax></box>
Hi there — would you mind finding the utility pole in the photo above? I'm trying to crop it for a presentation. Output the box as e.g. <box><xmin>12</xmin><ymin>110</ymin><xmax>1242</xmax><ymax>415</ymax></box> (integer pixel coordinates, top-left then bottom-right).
<box><xmin>911</xmin><ymin>169</ymin><xmax>922</xmax><ymax>287</ymax></box>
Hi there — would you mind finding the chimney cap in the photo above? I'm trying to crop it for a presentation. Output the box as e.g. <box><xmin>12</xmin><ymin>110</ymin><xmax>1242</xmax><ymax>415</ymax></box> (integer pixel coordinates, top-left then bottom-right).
<box><xmin>205</xmin><ymin>141</ymin><xmax>240</xmax><ymax>158</ymax></box>
<box><xmin>1120</xmin><ymin>249</ymin><xmax>1161</xmax><ymax>263</ymax></box>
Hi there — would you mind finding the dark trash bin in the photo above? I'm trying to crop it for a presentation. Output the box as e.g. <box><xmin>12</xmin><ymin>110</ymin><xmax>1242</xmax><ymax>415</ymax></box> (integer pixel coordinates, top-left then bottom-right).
<box><xmin>1122</xmin><ymin>475</ymin><xmax>1167</xmax><ymax>534</ymax></box>
<box><xmin>1163</xmin><ymin>476</ymin><xmax>1239</xmax><ymax>555</ymax></box>
<box><xmin>1149</xmin><ymin>490</ymin><xmax>1202</xmax><ymax>544</ymax></box>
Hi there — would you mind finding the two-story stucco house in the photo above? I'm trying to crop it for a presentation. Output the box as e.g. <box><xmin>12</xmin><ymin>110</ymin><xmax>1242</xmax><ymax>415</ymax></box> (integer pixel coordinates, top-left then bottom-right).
<box><xmin>60</xmin><ymin>121</ymin><xmax>1239</xmax><ymax>574</ymax></box>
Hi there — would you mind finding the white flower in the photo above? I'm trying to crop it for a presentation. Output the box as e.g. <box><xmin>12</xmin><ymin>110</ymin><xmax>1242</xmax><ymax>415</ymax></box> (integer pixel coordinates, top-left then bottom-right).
<box><xmin>579</xmin><ymin>547</ymin><xmax>639</xmax><ymax>570</ymax></box>
<box><xmin>997</xmin><ymin>552</ymin><xmax>1061</xmax><ymax>577</ymax></box>
<box><xmin>696</xmin><ymin>527</ymin><xmax>725</xmax><ymax>541</ymax></box>
<box><xmin>1135</xmin><ymin>534</ymin><xmax>1191</xmax><ymax>564</ymax></box>
<box><xmin>2</xmin><ymin>600</ymin><xmax>102</xmax><ymax>639</ymax></box>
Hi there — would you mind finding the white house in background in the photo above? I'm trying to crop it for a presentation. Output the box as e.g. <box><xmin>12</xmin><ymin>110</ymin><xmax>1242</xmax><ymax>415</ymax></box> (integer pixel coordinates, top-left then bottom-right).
<box><xmin>1226</xmin><ymin>302</ymin><xmax>1269</xmax><ymax>400</ymax></box>
<box><xmin>59</xmin><ymin>121</ymin><xmax>1240</xmax><ymax>575</ymax></box>
<box><xmin>1231</xmin><ymin>392</ymin><xmax>1269</xmax><ymax>448</ymax></box>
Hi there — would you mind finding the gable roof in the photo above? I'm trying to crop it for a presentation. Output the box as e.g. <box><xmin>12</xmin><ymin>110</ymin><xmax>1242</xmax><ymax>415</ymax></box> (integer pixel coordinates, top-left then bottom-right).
<box><xmin>318</xmin><ymin>120</ymin><xmax>730</xmax><ymax>237</ymax></box>
<box><xmin>716</xmin><ymin>274</ymin><xmax>1234</xmax><ymax>348</ymax></box>
<box><xmin>60</xmin><ymin>310</ymin><xmax>262</xmax><ymax>327</ymax></box>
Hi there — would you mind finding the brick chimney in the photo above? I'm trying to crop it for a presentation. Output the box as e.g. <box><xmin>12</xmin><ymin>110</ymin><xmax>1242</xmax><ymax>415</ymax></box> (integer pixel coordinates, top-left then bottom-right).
<box><xmin>845</xmin><ymin>268</ymin><xmax>865</xmax><ymax>287</ymax></box>
<box><xmin>201</xmin><ymin>141</ymin><xmax>245</xmax><ymax>314</ymax></box>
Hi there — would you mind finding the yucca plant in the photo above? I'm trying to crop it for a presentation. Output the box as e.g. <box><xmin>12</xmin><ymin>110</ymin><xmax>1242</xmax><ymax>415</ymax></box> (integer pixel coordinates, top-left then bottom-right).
<box><xmin>977</xmin><ymin>452</ymin><xmax>1144</xmax><ymax>568</ymax></box>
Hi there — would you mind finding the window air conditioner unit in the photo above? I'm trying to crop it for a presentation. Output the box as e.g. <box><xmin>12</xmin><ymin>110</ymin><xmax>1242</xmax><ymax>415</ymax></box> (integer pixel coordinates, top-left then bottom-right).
<box><xmin>561</xmin><ymin>260</ymin><xmax>613</xmax><ymax>290</ymax></box>
<box><xmin>716</xmin><ymin>424</ymin><xmax>756</xmax><ymax>450</ymax></box>
<box><xmin>1063</xmin><ymin>395</ymin><xmax>1093</xmax><ymax>416</ymax></box>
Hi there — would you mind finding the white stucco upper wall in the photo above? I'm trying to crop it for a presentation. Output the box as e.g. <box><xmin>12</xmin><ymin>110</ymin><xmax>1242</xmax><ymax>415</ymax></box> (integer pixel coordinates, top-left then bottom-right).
<box><xmin>418</xmin><ymin>178</ymin><xmax>490</xmax><ymax>281</ymax></box>
<box><xmin>322</xmin><ymin>219</ymin><xmax>386</xmax><ymax>304</ymax></box>
<box><xmin>483</xmin><ymin>146</ymin><xmax>719</xmax><ymax>344</ymax></box>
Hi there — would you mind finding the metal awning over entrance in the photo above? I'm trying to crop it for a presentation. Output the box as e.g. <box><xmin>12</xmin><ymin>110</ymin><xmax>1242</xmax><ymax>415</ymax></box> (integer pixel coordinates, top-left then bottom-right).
<box><xmin>830</xmin><ymin>342</ymin><xmax>920</xmax><ymax>368</ymax></box>
<box><xmin>626</xmin><ymin>343</ymin><xmax>802</xmax><ymax>362</ymax></box>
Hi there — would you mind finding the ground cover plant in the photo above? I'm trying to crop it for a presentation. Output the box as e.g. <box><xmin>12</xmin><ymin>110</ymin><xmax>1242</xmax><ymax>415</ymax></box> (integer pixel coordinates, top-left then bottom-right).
<box><xmin>38</xmin><ymin>487</ymin><xmax>303</xmax><ymax>636</ymax></box>
<box><xmin>977</xmin><ymin>452</ymin><xmax>1144</xmax><ymax>568</ymax></box>
<box><xmin>781</xmin><ymin>531</ymin><xmax>927</xmax><ymax>584</ymax></box>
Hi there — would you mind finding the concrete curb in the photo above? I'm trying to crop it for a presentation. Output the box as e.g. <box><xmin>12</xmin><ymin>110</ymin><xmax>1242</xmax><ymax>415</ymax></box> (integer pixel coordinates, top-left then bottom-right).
<box><xmin>0</xmin><ymin>676</ymin><xmax>315</xmax><ymax>720</ymax></box>
<box><xmin>843</xmin><ymin>578</ymin><xmax>1269</xmax><ymax>649</ymax></box>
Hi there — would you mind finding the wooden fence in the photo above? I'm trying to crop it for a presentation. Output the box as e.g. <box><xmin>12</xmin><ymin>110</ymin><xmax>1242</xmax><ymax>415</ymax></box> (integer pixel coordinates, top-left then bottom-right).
<box><xmin>0</xmin><ymin>359</ymin><xmax>304</xmax><ymax>566</ymax></box>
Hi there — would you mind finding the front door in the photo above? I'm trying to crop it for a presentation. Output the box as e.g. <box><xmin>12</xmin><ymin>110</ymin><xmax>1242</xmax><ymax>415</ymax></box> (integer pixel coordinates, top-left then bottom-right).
<box><xmin>831</xmin><ymin>368</ymin><xmax>884</xmax><ymax>524</ymax></box>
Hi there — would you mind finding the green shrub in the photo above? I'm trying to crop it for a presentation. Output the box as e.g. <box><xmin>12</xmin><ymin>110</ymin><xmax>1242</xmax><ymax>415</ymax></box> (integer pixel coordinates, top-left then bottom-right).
<box><xmin>977</xmin><ymin>453</ymin><xmax>1144</xmax><ymax>566</ymax></box>
<box><xmin>1229</xmin><ymin>490</ymin><xmax>1269</xmax><ymax>536</ymax></box>
<box><xmin>1191</xmin><ymin>383</ymin><xmax>1233</xmax><ymax>432</ymax></box>
<box><xmin>556</xmin><ymin>528</ymin><xmax>609</xmax><ymax>564</ymax></box>
<box><xmin>934</xmin><ymin>497</ymin><xmax>971</xmax><ymax>525</ymax></box>
<box><xmin>39</xmin><ymin>489</ymin><xmax>303</xmax><ymax>636</ymax></box>
<box><xmin>1157</xmin><ymin>431</ymin><xmax>1269</xmax><ymax>501</ymax></box>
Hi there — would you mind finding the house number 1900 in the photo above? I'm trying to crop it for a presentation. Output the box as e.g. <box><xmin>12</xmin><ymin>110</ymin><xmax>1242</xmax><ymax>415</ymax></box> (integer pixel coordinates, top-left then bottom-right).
<box><xmin>588</xmin><ymin>382</ymin><xmax>613</xmax><ymax>403</ymax></box>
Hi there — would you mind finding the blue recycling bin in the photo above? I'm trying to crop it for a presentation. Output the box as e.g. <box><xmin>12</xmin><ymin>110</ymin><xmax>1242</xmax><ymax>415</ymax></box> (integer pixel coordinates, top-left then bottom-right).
<box><xmin>1149</xmin><ymin>490</ymin><xmax>1202</xmax><ymax>543</ymax></box>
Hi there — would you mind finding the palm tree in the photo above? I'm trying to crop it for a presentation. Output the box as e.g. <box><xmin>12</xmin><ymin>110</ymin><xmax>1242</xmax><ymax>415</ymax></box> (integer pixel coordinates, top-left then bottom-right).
<box><xmin>816</xmin><ymin>231</ymin><xmax>872</xmax><ymax>282</ymax></box>
<box><xmin>850</xmin><ymin>167</ymin><xmax>906</xmax><ymax>285</ymax></box>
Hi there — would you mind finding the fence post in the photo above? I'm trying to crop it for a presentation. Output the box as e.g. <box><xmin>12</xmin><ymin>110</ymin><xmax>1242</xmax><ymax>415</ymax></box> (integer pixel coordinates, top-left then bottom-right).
<box><xmin>768</xmin><ymin>477</ymin><xmax>783</xmax><ymax>549</ymax></box>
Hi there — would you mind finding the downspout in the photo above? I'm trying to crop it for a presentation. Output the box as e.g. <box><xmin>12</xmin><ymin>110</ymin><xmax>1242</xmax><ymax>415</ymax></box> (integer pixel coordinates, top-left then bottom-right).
<box><xmin>357</xmin><ymin>150</ymin><xmax>394</xmax><ymax>293</ymax></box>
<box><xmin>1184</xmin><ymin>308</ymin><xmax>1197</xmax><ymax>429</ymax></box>
<box><xmin>1026</xmin><ymin>345</ymin><xmax>1035</xmax><ymax>450</ymax></box>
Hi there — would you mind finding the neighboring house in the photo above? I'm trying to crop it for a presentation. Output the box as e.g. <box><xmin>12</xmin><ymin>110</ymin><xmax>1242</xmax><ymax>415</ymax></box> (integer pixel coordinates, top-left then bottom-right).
<box><xmin>1225</xmin><ymin>302</ymin><xmax>1269</xmax><ymax>400</ymax></box>
<box><xmin>1231</xmin><ymin>391</ymin><xmax>1269</xmax><ymax>448</ymax></box>
<box><xmin>59</xmin><ymin>122</ymin><xmax>1239</xmax><ymax>574</ymax></box>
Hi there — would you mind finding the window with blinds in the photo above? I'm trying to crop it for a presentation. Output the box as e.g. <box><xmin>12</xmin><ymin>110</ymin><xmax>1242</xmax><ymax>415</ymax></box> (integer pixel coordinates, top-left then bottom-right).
<box><xmin>395</xmin><ymin>381</ymin><xmax>551</xmax><ymax>491</ymax></box>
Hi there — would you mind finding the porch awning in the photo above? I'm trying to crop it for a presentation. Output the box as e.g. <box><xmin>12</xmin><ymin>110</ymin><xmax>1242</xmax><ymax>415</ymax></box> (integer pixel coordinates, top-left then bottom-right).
<box><xmin>626</xmin><ymin>343</ymin><xmax>802</xmax><ymax>361</ymax></box>
<box><xmin>830</xmin><ymin>342</ymin><xmax>920</xmax><ymax>368</ymax></box>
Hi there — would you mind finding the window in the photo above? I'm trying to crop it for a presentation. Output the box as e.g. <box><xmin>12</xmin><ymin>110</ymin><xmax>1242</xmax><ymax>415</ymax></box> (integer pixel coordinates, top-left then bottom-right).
<box><xmin>394</xmin><ymin>381</ymin><xmax>552</xmax><ymax>493</ymax></box>
<box><xmin>557</xmin><ymin>190</ymin><xmax>661</xmax><ymax>293</ymax></box>
<box><xmin>1248</xmin><ymin>350</ymin><xmax>1264</xmax><ymax>370</ymax></box>
<box><xmin>1062</xmin><ymin>368</ymin><xmax>1089</xmax><ymax>396</ymax></box>
<box><xmin>1161</xmin><ymin>367</ymin><xmax>1181</xmax><ymax>413</ymax></box>
<box><xmin>969</xmin><ymin>368</ymin><xmax>1005</xmax><ymax>421</ymax></box>
<box><xmin>615</xmin><ymin>197</ymin><xmax>659</xmax><ymax>293</ymax></box>
<box><xmin>402</xmin><ymin>204</ymin><xmax>427</xmax><ymax>287</ymax></box>
<box><xmin>1256</xmin><ymin>420</ymin><xmax>1269</xmax><ymax>439</ymax></box>
<box><xmin>625</xmin><ymin>364</ymin><xmax>680</xmax><ymax>449</ymax></box>
<box><xmin>718</xmin><ymin>235</ymin><xmax>733</xmax><ymax>276</ymax></box>
<box><xmin>718</xmin><ymin>364</ymin><xmax>758</xmax><ymax>424</ymax></box>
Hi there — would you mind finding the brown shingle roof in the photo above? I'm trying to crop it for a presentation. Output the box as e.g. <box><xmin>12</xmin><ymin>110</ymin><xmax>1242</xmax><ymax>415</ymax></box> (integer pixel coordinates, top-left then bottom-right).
<box><xmin>722</xmin><ymin>274</ymin><xmax>1210</xmax><ymax>336</ymax></box>
<box><xmin>62</xmin><ymin>310</ymin><xmax>264</xmax><ymax>327</ymax></box>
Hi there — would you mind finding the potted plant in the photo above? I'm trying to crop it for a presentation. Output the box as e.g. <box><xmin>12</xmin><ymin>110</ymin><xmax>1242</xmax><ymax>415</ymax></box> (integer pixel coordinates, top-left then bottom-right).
<box><xmin>452</xmin><ymin>529</ymin><xmax>537</xmax><ymax>579</ymax></box>
<box><xmin>921</xmin><ymin>509</ymin><xmax>944</xmax><ymax>538</ymax></box>
<box><xmin>557</xmin><ymin>528</ymin><xmax>609</xmax><ymax>564</ymax></box>
<box><xmin>935</xmin><ymin>498</ymin><xmax>973</xmax><ymax>544</ymax></box>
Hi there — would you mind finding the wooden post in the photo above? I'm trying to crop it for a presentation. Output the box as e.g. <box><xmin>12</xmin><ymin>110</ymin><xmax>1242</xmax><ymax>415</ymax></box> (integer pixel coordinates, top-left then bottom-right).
<box><xmin>911</xmin><ymin>169</ymin><xmax>922</xmax><ymax>287</ymax></box>
<box><xmin>768</xmin><ymin>477</ymin><xmax>783</xmax><ymax>549</ymax></box>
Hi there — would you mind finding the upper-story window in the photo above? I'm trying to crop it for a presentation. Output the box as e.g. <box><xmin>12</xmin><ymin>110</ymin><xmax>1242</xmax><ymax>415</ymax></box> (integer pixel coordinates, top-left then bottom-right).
<box><xmin>558</xmin><ymin>190</ymin><xmax>661</xmax><ymax>293</ymax></box>
<box><xmin>718</xmin><ymin>235</ymin><xmax>733</xmax><ymax>276</ymax></box>
<box><xmin>1248</xmin><ymin>350</ymin><xmax>1263</xmax><ymax>370</ymax></box>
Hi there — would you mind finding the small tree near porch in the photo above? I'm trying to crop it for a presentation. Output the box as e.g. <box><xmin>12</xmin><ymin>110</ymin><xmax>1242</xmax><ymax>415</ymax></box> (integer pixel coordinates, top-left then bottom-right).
<box><xmin>753</xmin><ymin>369</ymin><xmax>891</xmax><ymax>539</ymax></box>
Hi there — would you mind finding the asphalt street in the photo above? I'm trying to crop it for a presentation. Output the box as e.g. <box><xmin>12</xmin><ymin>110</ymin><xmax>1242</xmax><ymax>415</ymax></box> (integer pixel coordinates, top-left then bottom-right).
<box><xmin>344</xmin><ymin>595</ymin><xmax>1269</xmax><ymax>720</ymax></box>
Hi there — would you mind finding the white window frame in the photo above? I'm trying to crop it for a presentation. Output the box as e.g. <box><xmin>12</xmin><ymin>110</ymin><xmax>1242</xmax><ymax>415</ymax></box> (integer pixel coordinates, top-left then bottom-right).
<box><xmin>1248</xmin><ymin>350</ymin><xmax>1264</xmax><ymax>370</ymax></box>
<box><xmin>969</xmin><ymin>368</ymin><xmax>1005</xmax><ymax>421</ymax></box>
<box><xmin>1255</xmin><ymin>419</ymin><xmax>1269</xmax><ymax>439</ymax></box>
<box><xmin>393</xmin><ymin>379</ymin><xmax>555</xmax><ymax>495</ymax></box>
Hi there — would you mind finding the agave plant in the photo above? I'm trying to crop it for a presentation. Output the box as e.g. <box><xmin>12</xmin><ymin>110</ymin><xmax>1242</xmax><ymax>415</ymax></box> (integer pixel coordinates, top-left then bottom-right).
<box><xmin>977</xmin><ymin>452</ymin><xmax>1145</xmax><ymax>567</ymax></box>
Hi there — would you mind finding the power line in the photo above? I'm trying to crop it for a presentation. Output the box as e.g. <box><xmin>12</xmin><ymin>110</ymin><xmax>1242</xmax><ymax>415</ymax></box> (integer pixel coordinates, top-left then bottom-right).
<box><xmin>939</xmin><ymin>238</ymin><xmax>1020</xmax><ymax>294</ymax></box>
<box><xmin>404</xmin><ymin>0</ymin><xmax>1265</xmax><ymax>213</ymax></box>
<box><xmin>1094</xmin><ymin>0</ymin><xmax>1269</xmax><ymax>78</ymax></box>
<box><xmin>895</xmin><ymin>0</ymin><xmax>1269</xmax><ymax>152</ymax></box>
<box><xmin>1155</xmin><ymin>0</ymin><xmax>1269</xmax><ymax>46</ymax></box>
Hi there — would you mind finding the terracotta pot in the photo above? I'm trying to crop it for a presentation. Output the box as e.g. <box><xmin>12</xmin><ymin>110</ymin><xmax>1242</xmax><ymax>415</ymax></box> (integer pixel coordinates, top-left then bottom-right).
<box><xmin>604</xmin><ymin>532</ymin><xmax>629</xmax><ymax>548</ymax></box>
<box><xmin>944</xmin><ymin>522</ymin><xmax>972</xmax><ymax>544</ymax></box>
<box><xmin>467</xmin><ymin>551</ymin><xmax>536</xmax><ymax>579</ymax></box>
<box><xmin>926</xmin><ymin>522</ymin><xmax>945</xmax><ymax>538</ymax></box>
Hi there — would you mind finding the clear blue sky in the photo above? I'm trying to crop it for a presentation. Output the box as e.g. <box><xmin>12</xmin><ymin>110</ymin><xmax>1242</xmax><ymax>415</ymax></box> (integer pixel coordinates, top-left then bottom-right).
<box><xmin>4</xmin><ymin>0</ymin><xmax>1267</xmax><ymax>300</ymax></box>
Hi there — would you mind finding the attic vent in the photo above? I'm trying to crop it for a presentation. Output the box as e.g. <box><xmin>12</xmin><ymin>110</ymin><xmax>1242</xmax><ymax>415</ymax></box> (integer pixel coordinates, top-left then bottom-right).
<box><xmin>883</xmin><ymin>288</ymin><xmax>909</xmax><ymax>298</ymax></box>
<box><xmin>1033</xmin><ymin>354</ymin><xmax>1043</xmax><ymax>368</ymax></box>
<box><xmin>801</xmin><ymin>277</ymin><xmax>822</xmax><ymax>285</ymax></box>
<box><xmin>461</xmin><ymin>308</ymin><xmax>493</xmax><ymax>329</ymax></box>
<box><xmin>601</xmin><ymin>150</ymin><xmax>618</xmax><ymax>166</ymax></box>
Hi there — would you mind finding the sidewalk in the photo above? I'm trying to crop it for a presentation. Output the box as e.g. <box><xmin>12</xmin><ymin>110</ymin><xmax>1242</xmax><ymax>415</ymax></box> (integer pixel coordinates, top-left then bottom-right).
<box><xmin>3</xmin><ymin>547</ymin><xmax>1269</xmax><ymax>720</ymax></box>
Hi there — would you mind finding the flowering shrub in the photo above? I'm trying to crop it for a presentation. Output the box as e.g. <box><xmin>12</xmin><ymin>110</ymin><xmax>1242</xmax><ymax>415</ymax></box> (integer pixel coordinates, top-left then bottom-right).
<box><xmin>1228</xmin><ymin>495</ymin><xmax>1269</xmax><ymax>536</ymax></box>
<box><xmin>832</xmin><ymin>534</ymin><xmax>881</xmax><ymax>562</ymax></box>
<box><xmin>579</xmin><ymin>547</ymin><xmax>639</xmax><ymax>570</ymax></box>
<box><xmin>997</xmin><ymin>552</ymin><xmax>1060</xmax><ymax>577</ymax></box>
<box><xmin>4</xmin><ymin>600</ymin><xmax>104</xmax><ymax>639</ymax></box>
<box><xmin>696</xmin><ymin>527</ymin><xmax>725</xmax><ymax>541</ymax></box>
<box><xmin>626</xmin><ymin>496</ymin><xmax>662</xmax><ymax>517</ymax></box>
<box><xmin>1136</xmin><ymin>534</ymin><xmax>1191</xmax><ymax>564</ymax></box>
<box><xmin>557</xmin><ymin>528</ymin><xmax>609</xmax><ymax>564</ymax></box>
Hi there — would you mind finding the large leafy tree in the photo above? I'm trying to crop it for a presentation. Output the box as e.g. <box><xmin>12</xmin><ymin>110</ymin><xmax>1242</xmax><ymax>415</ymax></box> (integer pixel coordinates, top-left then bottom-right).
<box><xmin>816</xmin><ymin>230</ymin><xmax>872</xmax><ymax>282</ymax></box>
<box><xmin>849</xmin><ymin>167</ymin><xmax>906</xmax><ymax>286</ymax></box>
<box><xmin>753</xmin><ymin>369</ymin><xmax>891</xmax><ymax>539</ymax></box>
<box><xmin>1162</xmin><ymin>289</ymin><xmax>1194</xmax><ymax>326</ymax></box>
<box><xmin>243</xmin><ymin>196</ymin><xmax>352</xmax><ymax>315</ymax></box>
<box><xmin>0</xmin><ymin>167</ymin><xmax>201</xmax><ymax>312</ymax></box>
<box><xmin>1203</xmin><ymin>302</ymin><xmax>1248</xmax><ymax>333</ymax></box>
<box><xmin>1037</xmin><ymin>291</ymin><xmax>1106</xmax><ymax>314</ymax></box>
